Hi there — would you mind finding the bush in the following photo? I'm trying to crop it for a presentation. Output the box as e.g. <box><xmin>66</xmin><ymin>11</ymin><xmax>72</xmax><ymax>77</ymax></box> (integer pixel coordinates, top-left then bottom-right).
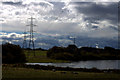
<box><xmin>2</xmin><ymin>43</ymin><xmax>27</xmax><ymax>64</ymax></box>
<box><xmin>50</xmin><ymin>52</ymin><xmax>74</xmax><ymax>60</ymax></box>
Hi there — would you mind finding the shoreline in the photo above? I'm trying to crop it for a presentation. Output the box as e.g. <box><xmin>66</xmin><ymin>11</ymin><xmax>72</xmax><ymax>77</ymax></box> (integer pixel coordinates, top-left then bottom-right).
<box><xmin>2</xmin><ymin>64</ymin><xmax>120</xmax><ymax>73</ymax></box>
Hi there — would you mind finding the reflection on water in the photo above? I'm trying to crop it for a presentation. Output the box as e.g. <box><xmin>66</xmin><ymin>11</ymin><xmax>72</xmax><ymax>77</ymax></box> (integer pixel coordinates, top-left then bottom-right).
<box><xmin>26</xmin><ymin>60</ymin><xmax>120</xmax><ymax>70</ymax></box>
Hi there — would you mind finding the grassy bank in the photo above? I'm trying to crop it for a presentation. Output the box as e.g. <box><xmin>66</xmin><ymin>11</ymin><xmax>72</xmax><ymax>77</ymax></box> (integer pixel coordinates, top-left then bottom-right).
<box><xmin>24</xmin><ymin>50</ymin><xmax>70</xmax><ymax>63</ymax></box>
<box><xmin>2</xmin><ymin>65</ymin><xmax>120</xmax><ymax>80</ymax></box>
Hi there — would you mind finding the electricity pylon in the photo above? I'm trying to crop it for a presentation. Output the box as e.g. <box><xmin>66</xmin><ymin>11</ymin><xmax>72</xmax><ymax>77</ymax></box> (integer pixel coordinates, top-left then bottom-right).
<box><xmin>70</xmin><ymin>36</ymin><xmax>76</xmax><ymax>45</ymax></box>
<box><xmin>22</xmin><ymin>31</ymin><xmax>27</xmax><ymax>49</ymax></box>
<box><xmin>27</xmin><ymin>16</ymin><xmax>36</xmax><ymax>56</ymax></box>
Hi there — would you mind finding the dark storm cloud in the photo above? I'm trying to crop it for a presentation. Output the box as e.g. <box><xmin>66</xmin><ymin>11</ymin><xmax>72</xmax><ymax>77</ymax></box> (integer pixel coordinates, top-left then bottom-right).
<box><xmin>110</xmin><ymin>26</ymin><xmax>119</xmax><ymax>31</ymax></box>
<box><xmin>70</xmin><ymin>2</ymin><xmax>118</xmax><ymax>25</ymax></box>
<box><xmin>2</xmin><ymin>1</ymin><xmax>22</xmax><ymax>6</ymax></box>
<box><xmin>92</xmin><ymin>26</ymin><xmax>98</xmax><ymax>29</ymax></box>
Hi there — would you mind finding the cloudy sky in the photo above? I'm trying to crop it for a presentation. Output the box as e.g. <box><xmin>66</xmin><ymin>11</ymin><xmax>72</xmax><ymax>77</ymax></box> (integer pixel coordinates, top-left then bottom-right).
<box><xmin>0</xmin><ymin>0</ymin><xmax>119</xmax><ymax>49</ymax></box>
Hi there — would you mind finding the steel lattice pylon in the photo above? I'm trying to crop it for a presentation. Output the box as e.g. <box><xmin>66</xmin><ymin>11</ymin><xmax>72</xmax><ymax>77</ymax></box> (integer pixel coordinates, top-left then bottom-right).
<box><xmin>22</xmin><ymin>31</ymin><xmax>27</xmax><ymax>49</ymax></box>
<box><xmin>27</xmin><ymin>16</ymin><xmax>36</xmax><ymax>56</ymax></box>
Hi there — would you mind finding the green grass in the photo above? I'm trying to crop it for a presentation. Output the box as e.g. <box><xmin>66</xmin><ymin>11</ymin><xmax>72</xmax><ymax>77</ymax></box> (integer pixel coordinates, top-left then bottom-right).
<box><xmin>2</xmin><ymin>66</ymin><xmax>120</xmax><ymax>80</ymax></box>
<box><xmin>24</xmin><ymin>50</ymin><xmax>70</xmax><ymax>63</ymax></box>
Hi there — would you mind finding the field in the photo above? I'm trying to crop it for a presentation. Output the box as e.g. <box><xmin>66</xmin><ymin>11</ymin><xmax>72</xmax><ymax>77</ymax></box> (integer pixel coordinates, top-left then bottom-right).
<box><xmin>2</xmin><ymin>65</ymin><xmax>120</xmax><ymax>80</ymax></box>
<box><xmin>2</xmin><ymin>50</ymin><xmax>120</xmax><ymax>80</ymax></box>
<box><xmin>24</xmin><ymin>50</ymin><xmax>70</xmax><ymax>63</ymax></box>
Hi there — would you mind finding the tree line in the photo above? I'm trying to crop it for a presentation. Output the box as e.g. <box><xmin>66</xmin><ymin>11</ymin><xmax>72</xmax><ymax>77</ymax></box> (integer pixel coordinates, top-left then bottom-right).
<box><xmin>2</xmin><ymin>43</ymin><xmax>27</xmax><ymax>64</ymax></box>
<box><xmin>2</xmin><ymin>43</ymin><xmax>120</xmax><ymax>63</ymax></box>
<box><xmin>47</xmin><ymin>45</ymin><xmax>120</xmax><ymax>61</ymax></box>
